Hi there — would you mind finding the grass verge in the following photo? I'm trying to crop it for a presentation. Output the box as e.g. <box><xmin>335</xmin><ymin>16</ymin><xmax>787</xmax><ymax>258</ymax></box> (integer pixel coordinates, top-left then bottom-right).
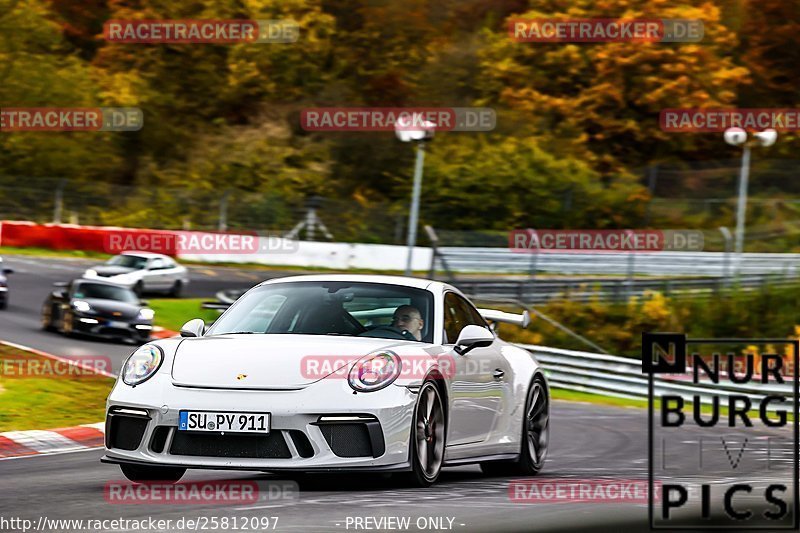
<box><xmin>0</xmin><ymin>246</ymin><xmax>111</xmax><ymax>260</ymax></box>
<box><xmin>0</xmin><ymin>344</ymin><xmax>113</xmax><ymax>431</ymax></box>
<box><xmin>149</xmin><ymin>298</ymin><xmax>219</xmax><ymax>332</ymax></box>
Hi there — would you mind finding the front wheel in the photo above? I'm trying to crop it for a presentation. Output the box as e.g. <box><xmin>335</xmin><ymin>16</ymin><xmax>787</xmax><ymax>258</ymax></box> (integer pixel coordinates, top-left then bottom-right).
<box><xmin>403</xmin><ymin>380</ymin><xmax>446</xmax><ymax>487</ymax></box>
<box><xmin>133</xmin><ymin>281</ymin><xmax>144</xmax><ymax>297</ymax></box>
<box><xmin>60</xmin><ymin>310</ymin><xmax>75</xmax><ymax>336</ymax></box>
<box><xmin>120</xmin><ymin>464</ymin><xmax>185</xmax><ymax>484</ymax></box>
<box><xmin>41</xmin><ymin>305</ymin><xmax>55</xmax><ymax>330</ymax></box>
<box><xmin>481</xmin><ymin>374</ymin><xmax>549</xmax><ymax>477</ymax></box>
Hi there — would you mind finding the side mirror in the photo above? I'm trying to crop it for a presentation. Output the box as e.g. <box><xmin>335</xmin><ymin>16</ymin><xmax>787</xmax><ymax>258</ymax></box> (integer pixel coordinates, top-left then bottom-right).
<box><xmin>454</xmin><ymin>325</ymin><xmax>494</xmax><ymax>355</ymax></box>
<box><xmin>2</xmin><ymin>268</ymin><xmax>13</xmax><ymax>275</ymax></box>
<box><xmin>52</xmin><ymin>290</ymin><xmax>67</xmax><ymax>299</ymax></box>
<box><xmin>139</xmin><ymin>300</ymin><xmax>149</xmax><ymax>306</ymax></box>
<box><xmin>180</xmin><ymin>318</ymin><xmax>205</xmax><ymax>338</ymax></box>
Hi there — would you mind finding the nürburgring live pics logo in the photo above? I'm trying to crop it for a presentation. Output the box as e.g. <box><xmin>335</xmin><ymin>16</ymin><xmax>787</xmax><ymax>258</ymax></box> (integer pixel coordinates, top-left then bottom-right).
<box><xmin>644</xmin><ymin>332</ymin><xmax>799</xmax><ymax>529</ymax></box>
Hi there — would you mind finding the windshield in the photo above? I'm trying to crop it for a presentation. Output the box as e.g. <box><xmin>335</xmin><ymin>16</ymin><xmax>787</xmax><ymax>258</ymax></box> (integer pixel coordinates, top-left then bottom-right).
<box><xmin>106</xmin><ymin>255</ymin><xmax>148</xmax><ymax>269</ymax></box>
<box><xmin>72</xmin><ymin>282</ymin><xmax>139</xmax><ymax>303</ymax></box>
<box><xmin>206</xmin><ymin>281</ymin><xmax>434</xmax><ymax>343</ymax></box>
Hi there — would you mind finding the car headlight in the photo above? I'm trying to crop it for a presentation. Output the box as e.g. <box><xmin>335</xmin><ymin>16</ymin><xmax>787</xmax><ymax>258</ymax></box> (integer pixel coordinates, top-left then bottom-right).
<box><xmin>122</xmin><ymin>344</ymin><xmax>164</xmax><ymax>386</ymax></box>
<box><xmin>348</xmin><ymin>351</ymin><xmax>402</xmax><ymax>392</ymax></box>
<box><xmin>85</xmin><ymin>269</ymin><xmax>97</xmax><ymax>277</ymax></box>
<box><xmin>73</xmin><ymin>300</ymin><xmax>91</xmax><ymax>312</ymax></box>
<box><xmin>138</xmin><ymin>308</ymin><xmax>155</xmax><ymax>320</ymax></box>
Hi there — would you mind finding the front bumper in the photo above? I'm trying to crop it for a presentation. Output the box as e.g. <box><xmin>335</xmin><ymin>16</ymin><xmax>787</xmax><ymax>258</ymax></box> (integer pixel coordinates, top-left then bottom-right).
<box><xmin>103</xmin><ymin>376</ymin><xmax>417</xmax><ymax>471</ymax></box>
<box><xmin>72</xmin><ymin>314</ymin><xmax>152</xmax><ymax>341</ymax></box>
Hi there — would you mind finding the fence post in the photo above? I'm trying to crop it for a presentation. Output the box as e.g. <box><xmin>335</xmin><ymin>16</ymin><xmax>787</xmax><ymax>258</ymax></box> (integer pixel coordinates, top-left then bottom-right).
<box><xmin>218</xmin><ymin>190</ymin><xmax>230</xmax><ymax>231</ymax></box>
<box><xmin>53</xmin><ymin>179</ymin><xmax>66</xmax><ymax>224</ymax></box>
<box><xmin>424</xmin><ymin>225</ymin><xmax>439</xmax><ymax>279</ymax></box>
<box><xmin>526</xmin><ymin>228</ymin><xmax>538</xmax><ymax>304</ymax></box>
<box><xmin>718</xmin><ymin>226</ymin><xmax>732</xmax><ymax>287</ymax></box>
<box><xmin>625</xmin><ymin>230</ymin><xmax>635</xmax><ymax>299</ymax></box>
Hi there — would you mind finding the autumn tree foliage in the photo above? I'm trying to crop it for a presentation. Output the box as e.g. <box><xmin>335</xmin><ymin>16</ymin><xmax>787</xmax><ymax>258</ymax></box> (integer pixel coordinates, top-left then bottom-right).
<box><xmin>1</xmin><ymin>0</ymin><xmax>797</xmax><ymax>233</ymax></box>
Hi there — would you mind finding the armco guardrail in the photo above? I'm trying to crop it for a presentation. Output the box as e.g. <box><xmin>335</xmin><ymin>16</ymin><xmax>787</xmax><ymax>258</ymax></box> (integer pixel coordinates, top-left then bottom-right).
<box><xmin>440</xmin><ymin>249</ymin><xmax>800</xmax><ymax>276</ymax></box>
<box><xmin>460</xmin><ymin>274</ymin><xmax>800</xmax><ymax>303</ymax></box>
<box><xmin>516</xmin><ymin>344</ymin><xmax>793</xmax><ymax>410</ymax></box>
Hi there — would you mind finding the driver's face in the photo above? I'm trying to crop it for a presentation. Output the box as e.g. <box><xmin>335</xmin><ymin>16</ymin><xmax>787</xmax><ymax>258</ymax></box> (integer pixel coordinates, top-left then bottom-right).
<box><xmin>392</xmin><ymin>307</ymin><xmax>424</xmax><ymax>341</ymax></box>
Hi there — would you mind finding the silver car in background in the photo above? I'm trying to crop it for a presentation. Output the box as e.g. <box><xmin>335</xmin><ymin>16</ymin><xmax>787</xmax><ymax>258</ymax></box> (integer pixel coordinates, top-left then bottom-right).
<box><xmin>84</xmin><ymin>251</ymin><xmax>189</xmax><ymax>296</ymax></box>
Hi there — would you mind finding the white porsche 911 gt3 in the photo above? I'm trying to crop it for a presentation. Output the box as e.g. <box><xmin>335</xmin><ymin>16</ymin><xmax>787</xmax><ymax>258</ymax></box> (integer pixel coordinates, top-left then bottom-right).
<box><xmin>102</xmin><ymin>275</ymin><xmax>549</xmax><ymax>486</ymax></box>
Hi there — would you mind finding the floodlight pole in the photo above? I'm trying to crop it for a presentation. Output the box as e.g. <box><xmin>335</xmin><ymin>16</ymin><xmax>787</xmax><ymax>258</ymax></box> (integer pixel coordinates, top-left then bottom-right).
<box><xmin>733</xmin><ymin>145</ymin><xmax>751</xmax><ymax>260</ymax></box>
<box><xmin>405</xmin><ymin>141</ymin><xmax>426</xmax><ymax>276</ymax></box>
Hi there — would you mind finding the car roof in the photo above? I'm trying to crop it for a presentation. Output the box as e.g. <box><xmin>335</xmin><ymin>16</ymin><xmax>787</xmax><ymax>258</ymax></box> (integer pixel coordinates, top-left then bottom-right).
<box><xmin>259</xmin><ymin>274</ymin><xmax>437</xmax><ymax>291</ymax></box>
<box><xmin>120</xmin><ymin>251</ymin><xmax>171</xmax><ymax>259</ymax></box>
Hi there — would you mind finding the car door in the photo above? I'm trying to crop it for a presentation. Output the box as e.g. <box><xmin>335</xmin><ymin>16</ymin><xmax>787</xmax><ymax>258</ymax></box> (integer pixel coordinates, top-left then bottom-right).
<box><xmin>444</xmin><ymin>292</ymin><xmax>508</xmax><ymax>446</ymax></box>
<box><xmin>142</xmin><ymin>258</ymin><xmax>169</xmax><ymax>290</ymax></box>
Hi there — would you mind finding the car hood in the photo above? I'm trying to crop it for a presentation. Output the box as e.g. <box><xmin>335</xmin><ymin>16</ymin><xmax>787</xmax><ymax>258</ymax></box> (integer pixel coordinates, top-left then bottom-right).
<box><xmin>90</xmin><ymin>265</ymin><xmax>137</xmax><ymax>277</ymax></box>
<box><xmin>171</xmin><ymin>334</ymin><xmax>417</xmax><ymax>390</ymax></box>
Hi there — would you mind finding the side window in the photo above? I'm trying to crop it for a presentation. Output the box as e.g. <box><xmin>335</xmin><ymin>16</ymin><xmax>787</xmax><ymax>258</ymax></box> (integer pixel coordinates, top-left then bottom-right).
<box><xmin>459</xmin><ymin>297</ymin><xmax>490</xmax><ymax>329</ymax></box>
<box><xmin>443</xmin><ymin>293</ymin><xmax>490</xmax><ymax>344</ymax></box>
<box><xmin>443</xmin><ymin>293</ymin><xmax>470</xmax><ymax>344</ymax></box>
<box><xmin>149</xmin><ymin>258</ymin><xmax>164</xmax><ymax>270</ymax></box>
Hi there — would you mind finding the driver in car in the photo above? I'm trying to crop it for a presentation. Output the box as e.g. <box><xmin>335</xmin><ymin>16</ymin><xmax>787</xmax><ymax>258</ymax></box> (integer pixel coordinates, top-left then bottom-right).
<box><xmin>392</xmin><ymin>305</ymin><xmax>424</xmax><ymax>341</ymax></box>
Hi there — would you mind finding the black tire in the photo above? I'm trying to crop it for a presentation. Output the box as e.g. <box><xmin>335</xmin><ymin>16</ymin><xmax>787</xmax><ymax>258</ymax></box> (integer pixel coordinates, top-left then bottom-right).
<box><xmin>480</xmin><ymin>374</ymin><xmax>549</xmax><ymax>477</ymax></box>
<box><xmin>169</xmin><ymin>280</ymin><xmax>183</xmax><ymax>298</ymax></box>
<box><xmin>41</xmin><ymin>304</ymin><xmax>55</xmax><ymax>331</ymax></box>
<box><xmin>0</xmin><ymin>298</ymin><xmax>7</xmax><ymax>310</ymax></box>
<box><xmin>120</xmin><ymin>464</ymin><xmax>185</xmax><ymax>484</ymax></box>
<box><xmin>403</xmin><ymin>380</ymin><xmax>446</xmax><ymax>487</ymax></box>
<box><xmin>133</xmin><ymin>281</ymin><xmax>144</xmax><ymax>297</ymax></box>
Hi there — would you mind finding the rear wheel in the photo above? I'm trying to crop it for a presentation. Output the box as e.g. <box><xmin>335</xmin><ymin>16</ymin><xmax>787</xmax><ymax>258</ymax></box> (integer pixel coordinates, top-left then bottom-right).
<box><xmin>403</xmin><ymin>381</ymin><xmax>445</xmax><ymax>487</ymax></box>
<box><xmin>120</xmin><ymin>464</ymin><xmax>185</xmax><ymax>484</ymax></box>
<box><xmin>169</xmin><ymin>280</ymin><xmax>183</xmax><ymax>298</ymax></box>
<box><xmin>481</xmin><ymin>374</ymin><xmax>548</xmax><ymax>476</ymax></box>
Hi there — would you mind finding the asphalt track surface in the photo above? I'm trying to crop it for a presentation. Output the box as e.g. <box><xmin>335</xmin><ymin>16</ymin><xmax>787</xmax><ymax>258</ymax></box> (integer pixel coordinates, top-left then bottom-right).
<box><xmin>0</xmin><ymin>255</ymin><xmax>797</xmax><ymax>532</ymax></box>
<box><xmin>0</xmin><ymin>255</ymin><xmax>288</xmax><ymax>373</ymax></box>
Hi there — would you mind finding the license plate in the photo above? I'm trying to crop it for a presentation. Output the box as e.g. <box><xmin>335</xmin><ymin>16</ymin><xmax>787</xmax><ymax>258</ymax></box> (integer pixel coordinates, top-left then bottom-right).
<box><xmin>107</xmin><ymin>321</ymin><xmax>129</xmax><ymax>328</ymax></box>
<box><xmin>179</xmin><ymin>411</ymin><xmax>270</xmax><ymax>434</ymax></box>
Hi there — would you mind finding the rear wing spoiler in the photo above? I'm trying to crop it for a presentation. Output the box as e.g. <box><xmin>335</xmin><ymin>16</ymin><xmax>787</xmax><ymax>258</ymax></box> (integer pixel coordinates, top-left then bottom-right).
<box><xmin>478</xmin><ymin>308</ymin><xmax>531</xmax><ymax>328</ymax></box>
